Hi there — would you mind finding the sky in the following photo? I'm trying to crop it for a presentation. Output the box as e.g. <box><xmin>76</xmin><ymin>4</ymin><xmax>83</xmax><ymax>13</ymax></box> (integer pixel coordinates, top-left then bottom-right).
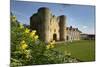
<box><xmin>11</xmin><ymin>0</ymin><xmax>95</xmax><ymax>34</ymax></box>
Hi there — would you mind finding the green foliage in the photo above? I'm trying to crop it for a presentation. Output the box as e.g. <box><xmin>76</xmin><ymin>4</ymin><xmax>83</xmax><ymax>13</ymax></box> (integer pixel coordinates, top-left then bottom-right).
<box><xmin>11</xmin><ymin>14</ymin><xmax>78</xmax><ymax>67</ymax></box>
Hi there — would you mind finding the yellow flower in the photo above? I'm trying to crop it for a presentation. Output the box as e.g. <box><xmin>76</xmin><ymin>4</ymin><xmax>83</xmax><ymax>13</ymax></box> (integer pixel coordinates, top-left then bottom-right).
<box><xmin>25</xmin><ymin>28</ymin><xmax>30</xmax><ymax>33</ymax></box>
<box><xmin>30</xmin><ymin>30</ymin><xmax>36</xmax><ymax>37</ymax></box>
<box><xmin>21</xmin><ymin>43</ymin><xmax>28</xmax><ymax>50</ymax></box>
<box><xmin>50</xmin><ymin>44</ymin><xmax>54</xmax><ymax>48</ymax></box>
<box><xmin>21</xmin><ymin>40</ymin><xmax>25</xmax><ymax>44</ymax></box>
<box><xmin>46</xmin><ymin>40</ymin><xmax>55</xmax><ymax>49</ymax></box>
<box><xmin>46</xmin><ymin>43</ymin><xmax>55</xmax><ymax>49</ymax></box>
<box><xmin>20</xmin><ymin>40</ymin><xmax>28</xmax><ymax>49</ymax></box>
<box><xmin>34</xmin><ymin>35</ymin><xmax>39</xmax><ymax>40</ymax></box>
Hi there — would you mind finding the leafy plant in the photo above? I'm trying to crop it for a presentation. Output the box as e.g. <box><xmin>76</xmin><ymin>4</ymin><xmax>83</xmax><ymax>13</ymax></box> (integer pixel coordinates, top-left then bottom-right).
<box><xmin>10</xmin><ymin>14</ymin><xmax>78</xmax><ymax>67</ymax></box>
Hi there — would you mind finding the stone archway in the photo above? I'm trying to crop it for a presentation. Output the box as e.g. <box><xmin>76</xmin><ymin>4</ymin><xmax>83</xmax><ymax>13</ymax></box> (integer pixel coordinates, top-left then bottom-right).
<box><xmin>53</xmin><ymin>33</ymin><xmax>57</xmax><ymax>41</ymax></box>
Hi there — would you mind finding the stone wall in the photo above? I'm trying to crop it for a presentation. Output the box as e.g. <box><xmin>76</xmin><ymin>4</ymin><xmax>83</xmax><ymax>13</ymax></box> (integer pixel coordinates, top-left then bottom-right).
<box><xmin>30</xmin><ymin>7</ymin><xmax>81</xmax><ymax>43</ymax></box>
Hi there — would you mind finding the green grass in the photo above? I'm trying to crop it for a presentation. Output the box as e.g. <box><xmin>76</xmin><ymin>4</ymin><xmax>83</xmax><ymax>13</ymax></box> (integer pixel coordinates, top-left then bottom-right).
<box><xmin>54</xmin><ymin>40</ymin><xmax>95</xmax><ymax>62</ymax></box>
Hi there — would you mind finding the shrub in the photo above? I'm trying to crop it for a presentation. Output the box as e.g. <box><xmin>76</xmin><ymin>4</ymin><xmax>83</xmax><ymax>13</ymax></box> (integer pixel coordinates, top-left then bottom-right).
<box><xmin>11</xmin><ymin>14</ymin><xmax>78</xmax><ymax>67</ymax></box>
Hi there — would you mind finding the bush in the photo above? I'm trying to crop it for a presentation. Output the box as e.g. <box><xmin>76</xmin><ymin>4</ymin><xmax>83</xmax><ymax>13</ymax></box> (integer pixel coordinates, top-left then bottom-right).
<box><xmin>11</xmin><ymin>14</ymin><xmax>78</xmax><ymax>67</ymax></box>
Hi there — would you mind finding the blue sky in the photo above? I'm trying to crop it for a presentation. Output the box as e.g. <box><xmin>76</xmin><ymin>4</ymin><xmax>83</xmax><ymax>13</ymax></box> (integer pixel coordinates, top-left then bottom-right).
<box><xmin>11</xmin><ymin>0</ymin><xmax>95</xmax><ymax>34</ymax></box>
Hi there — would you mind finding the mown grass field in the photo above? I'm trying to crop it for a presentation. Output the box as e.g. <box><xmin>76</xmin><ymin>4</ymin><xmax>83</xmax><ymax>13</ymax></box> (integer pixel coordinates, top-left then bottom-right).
<box><xmin>54</xmin><ymin>40</ymin><xmax>95</xmax><ymax>62</ymax></box>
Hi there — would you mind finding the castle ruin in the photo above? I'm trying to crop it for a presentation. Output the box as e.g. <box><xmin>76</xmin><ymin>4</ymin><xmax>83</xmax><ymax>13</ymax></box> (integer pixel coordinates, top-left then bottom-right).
<box><xmin>30</xmin><ymin>7</ymin><xmax>81</xmax><ymax>43</ymax></box>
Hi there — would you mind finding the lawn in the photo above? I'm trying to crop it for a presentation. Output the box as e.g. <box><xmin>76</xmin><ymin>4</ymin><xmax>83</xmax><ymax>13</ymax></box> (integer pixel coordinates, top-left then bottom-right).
<box><xmin>54</xmin><ymin>40</ymin><xmax>95</xmax><ymax>62</ymax></box>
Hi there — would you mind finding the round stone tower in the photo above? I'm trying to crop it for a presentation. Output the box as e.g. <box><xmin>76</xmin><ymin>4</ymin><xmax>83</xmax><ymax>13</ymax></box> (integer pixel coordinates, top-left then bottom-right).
<box><xmin>38</xmin><ymin>7</ymin><xmax>51</xmax><ymax>43</ymax></box>
<box><xmin>59</xmin><ymin>15</ymin><xmax>66</xmax><ymax>41</ymax></box>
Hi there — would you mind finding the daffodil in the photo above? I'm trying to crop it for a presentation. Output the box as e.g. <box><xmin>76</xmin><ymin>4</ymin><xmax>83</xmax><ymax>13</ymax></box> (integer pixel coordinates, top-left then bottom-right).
<box><xmin>25</xmin><ymin>28</ymin><xmax>30</xmax><ymax>33</ymax></box>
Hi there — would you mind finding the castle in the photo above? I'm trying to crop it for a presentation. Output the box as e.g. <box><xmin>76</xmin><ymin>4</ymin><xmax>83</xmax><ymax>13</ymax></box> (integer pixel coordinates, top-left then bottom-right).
<box><xmin>30</xmin><ymin>7</ymin><xmax>81</xmax><ymax>43</ymax></box>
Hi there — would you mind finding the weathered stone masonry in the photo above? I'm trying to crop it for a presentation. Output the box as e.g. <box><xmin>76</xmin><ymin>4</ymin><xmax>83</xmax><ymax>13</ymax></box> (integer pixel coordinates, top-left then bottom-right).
<box><xmin>30</xmin><ymin>7</ymin><xmax>81</xmax><ymax>43</ymax></box>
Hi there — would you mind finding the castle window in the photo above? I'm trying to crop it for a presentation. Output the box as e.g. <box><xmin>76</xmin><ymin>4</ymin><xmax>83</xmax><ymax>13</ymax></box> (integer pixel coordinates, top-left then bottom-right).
<box><xmin>54</xmin><ymin>29</ymin><xmax>56</xmax><ymax>32</ymax></box>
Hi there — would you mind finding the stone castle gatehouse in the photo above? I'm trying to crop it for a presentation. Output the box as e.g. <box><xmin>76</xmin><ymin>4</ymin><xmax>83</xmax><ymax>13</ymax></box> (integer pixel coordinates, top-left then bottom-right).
<box><xmin>30</xmin><ymin>7</ymin><xmax>81</xmax><ymax>43</ymax></box>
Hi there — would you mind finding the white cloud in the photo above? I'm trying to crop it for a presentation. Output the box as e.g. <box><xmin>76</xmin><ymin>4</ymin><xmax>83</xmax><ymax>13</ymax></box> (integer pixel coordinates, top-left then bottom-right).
<box><xmin>82</xmin><ymin>26</ymin><xmax>87</xmax><ymax>29</ymax></box>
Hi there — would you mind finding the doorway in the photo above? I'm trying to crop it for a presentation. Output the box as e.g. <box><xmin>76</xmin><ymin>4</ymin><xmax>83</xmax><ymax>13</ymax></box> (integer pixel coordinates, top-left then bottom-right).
<box><xmin>53</xmin><ymin>34</ymin><xmax>57</xmax><ymax>41</ymax></box>
<box><xmin>66</xmin><ymin>36</ymin><xmax>69</xmax><ymax>41</ymax></box>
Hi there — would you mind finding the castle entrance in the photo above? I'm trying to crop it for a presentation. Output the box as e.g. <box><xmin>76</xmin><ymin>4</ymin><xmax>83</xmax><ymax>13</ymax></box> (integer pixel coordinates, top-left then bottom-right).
<box><xmin>66</xmin><ymin>36</ymin><xmax>69</xmax><ymax>41</ymax></box>
<box><xmin>53</xmin><ymin>34</ymin><xmax>57</xmax><ymax>41</ymax></box>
